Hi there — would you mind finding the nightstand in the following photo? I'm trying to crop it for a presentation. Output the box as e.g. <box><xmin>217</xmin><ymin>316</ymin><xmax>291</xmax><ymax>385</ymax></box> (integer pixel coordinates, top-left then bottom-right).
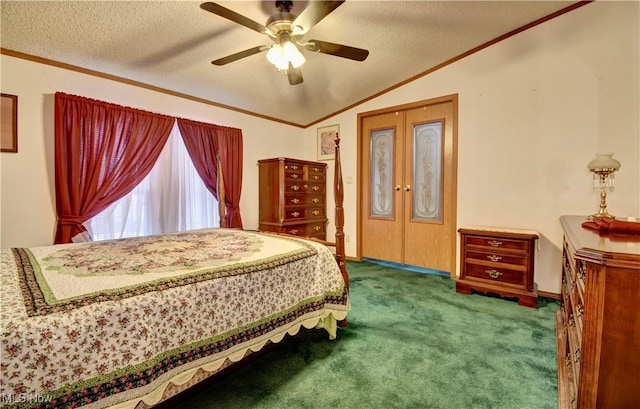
<box><xmin>455</xmin><ymin>227</ymin><xmax>538</xmax><ymax>308</ymax></box>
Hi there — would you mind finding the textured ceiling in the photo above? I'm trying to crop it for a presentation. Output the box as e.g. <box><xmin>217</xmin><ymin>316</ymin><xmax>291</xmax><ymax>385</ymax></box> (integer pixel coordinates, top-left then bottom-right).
<box><xmin>1</xmin><ymin>1</ymin><xmax>583</xmax><ymax>127</ymax></box>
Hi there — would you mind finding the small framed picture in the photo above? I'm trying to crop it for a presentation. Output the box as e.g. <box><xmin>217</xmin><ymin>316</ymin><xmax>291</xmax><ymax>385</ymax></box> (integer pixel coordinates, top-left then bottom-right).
<box><xmin>317</xmin><ymin>124</ymin><xmax>339</xmax><ymax>161</ymax></box>
<box><xmin>1</xmin><ymin>93</ymin><xmax>18</xmax><ymax>153</ymax></box>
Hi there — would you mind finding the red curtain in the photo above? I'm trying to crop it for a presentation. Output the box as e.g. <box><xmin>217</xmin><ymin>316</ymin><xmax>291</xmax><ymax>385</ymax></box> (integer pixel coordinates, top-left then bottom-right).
<box><xmin>54</xmin><ymin>93</ymin><xmax>174</xmax><ymax>244</ymax></box>
<box><xmin>215</xmin><ymin>126</ymin><xmax>243</xmax><ymax>228</ymax></box>
<box><xmin>177</xmin><ymin>118</ymin><xmax>243</xmax><ymax>228</ymax></box>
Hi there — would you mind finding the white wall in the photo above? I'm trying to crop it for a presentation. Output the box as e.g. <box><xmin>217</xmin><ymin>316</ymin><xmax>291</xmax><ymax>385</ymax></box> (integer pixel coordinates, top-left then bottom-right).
<box><xmin>1</xmin><ymin>1</ymin><xmax>638</xmax><ymax>294</ymax></box>
<box><xmin>304</xmin><ymin>1</ymin><xmax>639</xmax><ymax>294</ymax></box>
<box><xmin>0</xmin><ymin>55</ymin><xmax>305</xmax><ymax>247</ymax></box>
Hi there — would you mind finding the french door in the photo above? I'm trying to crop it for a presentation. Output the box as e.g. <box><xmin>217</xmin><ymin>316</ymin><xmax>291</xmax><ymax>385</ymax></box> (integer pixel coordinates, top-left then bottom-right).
<box><xmin>358</xmin><ymin>95</ymin><xmax>458</xmax><ymax>274</ymax></box>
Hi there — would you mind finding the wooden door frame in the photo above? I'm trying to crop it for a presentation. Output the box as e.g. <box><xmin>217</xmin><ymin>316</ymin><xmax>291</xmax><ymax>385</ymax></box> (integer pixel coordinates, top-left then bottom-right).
<box><xmin>356</xmin><ymin>94</ymin><xmax>459</xmax><ymax>274</ymax></box>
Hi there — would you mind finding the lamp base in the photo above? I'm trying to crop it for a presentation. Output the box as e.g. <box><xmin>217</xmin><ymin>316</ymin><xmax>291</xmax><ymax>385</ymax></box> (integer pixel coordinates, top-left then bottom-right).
<box><xmin>589</xmin><ymin>211</ymin><xmax>616</xmax><ymax>220</ymax></box>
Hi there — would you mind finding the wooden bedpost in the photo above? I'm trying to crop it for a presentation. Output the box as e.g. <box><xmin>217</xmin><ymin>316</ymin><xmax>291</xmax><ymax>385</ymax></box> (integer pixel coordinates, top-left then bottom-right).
<box><xmin>217</xmin><ymin>153</ymin><xmax>227</xmax><ymax>228</ymax></box>
<box><xmin>334</xmin><ymin>134</ymin><xmax>348</xmax><ymax>290</ymax></box>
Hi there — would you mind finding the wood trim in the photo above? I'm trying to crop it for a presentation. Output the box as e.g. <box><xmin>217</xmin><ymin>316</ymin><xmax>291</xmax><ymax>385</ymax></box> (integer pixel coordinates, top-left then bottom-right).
<box><xmin>0</xmin><ymin>48</ymin><xmax>305</xmax><ymax>129</ymax></box>
<box><xmin>356</xmin><ymin>94</ymin><xmax>458</xmax><ymax>273</ymax></box>
<box><xmin>1</xmin><ymin>2</ymin><xmax>591</xmax><ymax>129</ymax></box>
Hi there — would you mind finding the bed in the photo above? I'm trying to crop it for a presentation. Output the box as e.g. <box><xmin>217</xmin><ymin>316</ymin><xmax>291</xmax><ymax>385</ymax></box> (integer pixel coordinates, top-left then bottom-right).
<box><xmin>0</xmin><ymin>138</ymin><xmax>349</xmax><ymax>409</ymax></box>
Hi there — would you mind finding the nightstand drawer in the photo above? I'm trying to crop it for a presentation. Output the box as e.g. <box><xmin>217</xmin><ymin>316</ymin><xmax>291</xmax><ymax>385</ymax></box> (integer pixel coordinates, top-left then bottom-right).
<box><xmin>465</xmin><ymin>263</ymin><xmax>524</xmax><ymax>286</ymax></box>
<box><xmin>465</xmin><ymin>235</ymin><xmax>529</xmax><ymax>251</ymax></box>
<box><xmin>465</xmin><ymin>250</ymin><xmax>527</xmax><ymax>266</ymax></box>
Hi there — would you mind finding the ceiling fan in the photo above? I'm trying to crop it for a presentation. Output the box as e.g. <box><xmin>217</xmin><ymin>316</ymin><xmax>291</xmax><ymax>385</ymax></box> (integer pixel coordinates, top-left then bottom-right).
<box><xmin>200</xmin><ymin>1</ymin><xmax>369</xmax><ymax>85</ymax></box>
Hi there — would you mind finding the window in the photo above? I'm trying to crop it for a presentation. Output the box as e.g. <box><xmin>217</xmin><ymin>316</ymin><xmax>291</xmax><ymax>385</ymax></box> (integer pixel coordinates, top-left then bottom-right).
<box><xmin>87</xmin><ymin>122</ymin><xmax>219</xmax><ymax>241</ymax></box>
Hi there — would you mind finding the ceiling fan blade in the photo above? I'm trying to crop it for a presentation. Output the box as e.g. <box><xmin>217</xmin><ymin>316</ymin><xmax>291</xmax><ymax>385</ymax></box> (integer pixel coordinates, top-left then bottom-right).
<box><xmin>304</xmin><ymin>40</ymin><xmax>369</xmax><ymax>61</ymax></box>
<box><xmin>287</xmin><ymin>63</ymin><xmax>304</xmax><ymax>85</ymax></box>
<box><xmin>212</xmin><ymin>46</ymin><xmax>268</xmax><ymax>66</ymax></box>
<box><xmin>291</xmin><ymin>1</ymin><xmax>344</xmax><ymax>35</ymax></box>
<box><xmin>200</xmin><ymin>2</ymin><xmax>272</xmax><ymax>36</ymax></box>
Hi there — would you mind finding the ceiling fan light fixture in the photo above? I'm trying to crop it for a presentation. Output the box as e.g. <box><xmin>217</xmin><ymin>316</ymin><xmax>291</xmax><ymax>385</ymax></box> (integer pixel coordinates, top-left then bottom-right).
<box><xmin>266</xmin><ymin>44</ymin><xmax>288</xmax><ymax>69</ymax></box>
<box><xmin>267</xmin><ymin>41</ymin><xmax>305</xmax><ymax>70</ymax></box>
<box><xmin>283</xmin><ymin>41</ymin><xmax>306</xmax><ymax>68</ymax></box>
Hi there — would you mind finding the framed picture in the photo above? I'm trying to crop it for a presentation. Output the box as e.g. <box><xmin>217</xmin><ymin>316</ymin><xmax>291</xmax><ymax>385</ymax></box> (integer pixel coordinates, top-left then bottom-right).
<box><xmin>1</xmin><ymin>93</ymin><xmax>17</xmax><ymax>153</ymax></box>
<box><xmin>317</xmin><ymin>124</ymin><xmax>339</xmax><ymax>161</ymax></box>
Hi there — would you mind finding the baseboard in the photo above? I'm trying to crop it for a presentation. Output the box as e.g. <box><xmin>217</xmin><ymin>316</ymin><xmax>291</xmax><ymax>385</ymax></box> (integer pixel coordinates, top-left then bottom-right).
<box><xmin>537</xmin><ymin>290</ymin><xmax>561</xmax><ymax>300</ymax></box>
<box><xmin>360</xmin><ymin>258</ymin><xmax>451</xmax><ymax>277</ymax></box>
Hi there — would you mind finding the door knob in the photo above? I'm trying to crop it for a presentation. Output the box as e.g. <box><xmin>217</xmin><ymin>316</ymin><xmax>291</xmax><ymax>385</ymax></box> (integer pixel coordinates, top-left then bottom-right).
<box><xmin>403</xmin><ymin>185</ymin><xmax>411</xmax><ymax>191</ymax></box>
<box><xmin>394</xmin><ymin>185</ymin><xmax>401</xmax><ymax>191</ymax></box>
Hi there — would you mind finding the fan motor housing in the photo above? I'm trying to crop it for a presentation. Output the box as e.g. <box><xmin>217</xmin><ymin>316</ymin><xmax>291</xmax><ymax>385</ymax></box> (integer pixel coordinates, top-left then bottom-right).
<box><xmin>266</xmin><ymin>12</ymin><xmax>298</xmax><ymax>36</ymax></box>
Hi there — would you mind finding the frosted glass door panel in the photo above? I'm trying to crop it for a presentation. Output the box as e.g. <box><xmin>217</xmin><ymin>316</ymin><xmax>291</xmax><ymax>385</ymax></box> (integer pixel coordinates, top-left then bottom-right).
<box><xmin>412</xmin><ymin>121</ymin><xmax>443</xmax><ymax>222</ymax></box>
<box><xmin>370</xmin><ymin>128</ymin><xmax>394</xmax><ymax>218</ymax></box>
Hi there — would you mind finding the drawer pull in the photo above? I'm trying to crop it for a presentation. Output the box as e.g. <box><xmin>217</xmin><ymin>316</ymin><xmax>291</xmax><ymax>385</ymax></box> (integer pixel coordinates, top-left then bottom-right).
<box><xmin>290</xmin><ymin>229</ymin><xmax>299</xmax><ymax>234</ymax></box>
<box><xmin>312</xmin><ymin>167</ymin><xmax>320</xmax><ymax>172</ymax></box>
<box><xmin>487</xmin><ymin>255</ymin><xmax>502</xmax><ymax>262</ymax></box>
<box><xmin>487</xmin><ymin>240</ymin><xmax>502</xmax><ymax>247</ymax></box>
<box><xmin>291</xmin><ymin>211</ymin><xmax>300</xmax><ymax>217</ymax></box>
<box><xmin>313</xmin><ymin>175</ymin><xmax>320</xmax><ymax>180</ymax></box>
<box><xmin>291</xmin><ymin>198</ymin><xmax>300</xmax><ymax>204</ymax></box>
<box><xmin>291</xmin><ymin>174</ymin><xmax>299</xmax><ymax>179</ymax></box>
<box><xmin>312</xmin><ymin>210</ymin><xmax>320</xmax><ymax>216</ymax></box>
<box><xmin>312</xmin><ymin>198</ymin><xmax>320</xmax><ymax>204</ymax></box>
<box><xmin>291</xmin><ymin>185</ymin><xmax>300</xmax><ymax>191</ymax></box>
<box><xmin>312</xmin><ymin>186</ymin><xmax>320</xmax><ymax>191</ymax></box>
<box><xmin>314</xmin><ymin>226</ymin><xmax>321</xmax><ymax>231</ymax></box>
<box><xmin>485</xmin><ymin>269</ymin><xmax>502</xmax><ymax>279</ymax></box>
<box><xmin>289</xmin><ymin>165</ymin><xmax>299</xmax><ymax>170</ymax></box>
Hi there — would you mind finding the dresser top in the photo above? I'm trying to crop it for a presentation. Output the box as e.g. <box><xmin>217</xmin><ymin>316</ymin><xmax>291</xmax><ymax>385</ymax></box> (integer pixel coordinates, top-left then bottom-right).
<box><xmin>257</xmin><ymin>157</ymin><xmax>326</xmax><ymax>167</ymax></box>
<box><xmin>560</xmin><ymin>215</ymin><xmax>640</xmax><ymax>262</ymax></box>
<box><xmin>458</xmin><ymin>225</ymin><xmax>539</xmax><ymax>238</ymax></box>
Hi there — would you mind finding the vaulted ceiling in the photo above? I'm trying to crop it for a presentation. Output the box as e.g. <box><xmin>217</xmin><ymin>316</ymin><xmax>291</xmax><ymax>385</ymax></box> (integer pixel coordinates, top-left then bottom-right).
<box><xmin>1</xmin><ymin>1</ymin><xmax>585</xmax><ymax>127</ymax></box>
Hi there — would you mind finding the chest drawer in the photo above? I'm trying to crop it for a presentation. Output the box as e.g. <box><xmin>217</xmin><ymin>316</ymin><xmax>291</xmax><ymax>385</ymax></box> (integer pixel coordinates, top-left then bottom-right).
<box><xmin>285</xmin><ymin>194</ymin><xmax>325</xmax><ymax>206</ymax></box>
<box><xmin>285</xmin><ymin>207</ymin><xmax>326</xmax><ymax>220</ymax></box>
<box><xmin>283</xmin><ymin>221</ymin><xmax>326</xmax><ymax>237</ymax></box>
<box><xmin>286</xmin><ymin>182</ymin><xmax>325</xmax><ymax>194</ymax></box>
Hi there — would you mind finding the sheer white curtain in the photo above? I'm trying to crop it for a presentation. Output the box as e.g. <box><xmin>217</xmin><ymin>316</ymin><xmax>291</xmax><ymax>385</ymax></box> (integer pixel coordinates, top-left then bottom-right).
<box><xmin>87</xmin><ymin>121</ymin><xmax>219</xmax><ymax>241</ymax></box>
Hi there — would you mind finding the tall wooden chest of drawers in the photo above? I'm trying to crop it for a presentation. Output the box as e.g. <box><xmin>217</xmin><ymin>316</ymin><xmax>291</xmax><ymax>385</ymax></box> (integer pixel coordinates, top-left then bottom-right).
<box><xmin>456</xmin><ymin>228</ymin><xmax>538</xmax><ymax>308</ymax></box>
<box><xmin>258</xmin><ymin>157</ymin><xmax>327</xmax><ymax>240</ymax></box>
<box><xmin>556</xmin><ymin>215</ymin><xmax>640</xmax><ymax>409</ymax></box>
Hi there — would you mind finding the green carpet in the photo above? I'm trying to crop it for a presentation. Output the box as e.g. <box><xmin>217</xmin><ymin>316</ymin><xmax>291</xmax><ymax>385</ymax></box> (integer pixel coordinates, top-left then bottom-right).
<box><xmin>173</xmin><ymin>261</ymin><xmax>559</xmax><ymax>409</ymax></box>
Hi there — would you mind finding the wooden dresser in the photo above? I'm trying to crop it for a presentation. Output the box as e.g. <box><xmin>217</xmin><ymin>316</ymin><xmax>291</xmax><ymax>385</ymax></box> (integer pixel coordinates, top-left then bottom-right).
<box><xmin>258</xmin><ymin>157</ymin><xmax>327</xmax><ymax>240</ymax></box>
<box><xmin>557</xmin><ymin>215</ymin><xmax>640</xmax><ymax>409</ymax></box>
<box><xmin>456</xmin><ymin>228</ymin><xmax>538</xmax><ymax>308</ymax></box>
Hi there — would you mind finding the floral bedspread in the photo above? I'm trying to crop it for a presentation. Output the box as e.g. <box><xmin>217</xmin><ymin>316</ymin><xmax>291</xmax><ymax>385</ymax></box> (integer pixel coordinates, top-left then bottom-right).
<box><xmin>0</xmin><ymin>229</ymin><xmax>349</xmax><ymax>408</ymax></box>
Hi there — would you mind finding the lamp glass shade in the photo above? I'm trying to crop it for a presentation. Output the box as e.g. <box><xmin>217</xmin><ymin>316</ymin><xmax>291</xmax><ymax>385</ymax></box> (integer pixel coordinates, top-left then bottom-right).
<box><xmin>587</xmin><ymin>153</ymin><xmax>621</xmax><ymax>171</ymax></box>
<box><xmin>266</xmin><ymin>44</ymin><xmax>288</xmax><ymax>70</ymax></box>
<box><xmin>267</xmin><ymin>42</ymin><xmax>305</xmax><ymax>70</ymax></box>
<box><xmin>283</xmin><ymin>42</ymin><xmax>305</xmax><ymax>68</ymax></box>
